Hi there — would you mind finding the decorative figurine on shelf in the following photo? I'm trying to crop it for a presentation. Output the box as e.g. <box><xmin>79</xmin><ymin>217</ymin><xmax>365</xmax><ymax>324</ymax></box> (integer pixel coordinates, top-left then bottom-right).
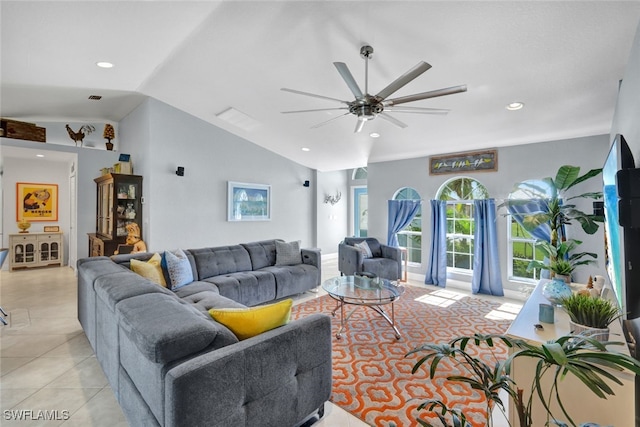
<box><xmin>65</xmin><ymin>124</ymin><xmax>95</xmax><ymax>147</ymax></box>
<box><xmin>103</xmin><ymin>124</ymin><xmax>115</xmax><ymax>151</ymax></box>
<box><xmin>17</xmin><ymin>218</ymin><xmax>31</xmax><ymax>233</ymax></box>
<box><xmin>124</xmin><ymin>223</ymin><xmax>146</xmax><ymax>254</ymax></box>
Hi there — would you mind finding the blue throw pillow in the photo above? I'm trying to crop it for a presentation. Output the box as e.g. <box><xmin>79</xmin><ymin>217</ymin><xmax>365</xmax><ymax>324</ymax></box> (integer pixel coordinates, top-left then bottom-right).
<box><xmin>164</xmin><ymin>249</ymin><xmax>194</xmax><ymax>290</ymax></box>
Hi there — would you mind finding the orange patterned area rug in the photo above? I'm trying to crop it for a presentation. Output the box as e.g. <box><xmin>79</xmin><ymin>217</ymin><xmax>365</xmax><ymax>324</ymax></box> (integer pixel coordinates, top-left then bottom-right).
<box><xmin>290</xmin><ymin>285</ymin><xmax>515</xmax><ymax>427</ymax></box>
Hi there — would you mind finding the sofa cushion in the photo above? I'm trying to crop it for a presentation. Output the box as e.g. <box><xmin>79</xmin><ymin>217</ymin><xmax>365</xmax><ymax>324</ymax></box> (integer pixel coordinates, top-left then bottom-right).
<box><xmin>181</xmin><ymin>291</ymin><xmax>246</xmax><ymax>314</ymax></box>
<box><xmin>345</xmin><ymin>237</ymin><xmax>383</xmax><ymax>257</ymax></box>
<box><xmin>130</xmin><ymin>253</ymin><xmax>166</xmax><ymax>287</ymax></box>
<box><xmin>241</xmin><ymin>240</ymin><xmax>280</xmax><ymax>270</ymax></box>
<box><xmin>164</xmin><ymin>249</ymin><xmax>194</xmax><ymax>290</ymax></box>
<box><xmin>354</xmin><ymin>241</ymin><xmax>373</xmax><ymax>258</ymax></box>
<box><xmin>262</xmin><ymin>264</ymin><xmax>320</xmax><ymax>299</ymax></box>
<box><xmin>117</xmin><ymin>293</ymin><xmax>238</xmax><ymax>364</ymax></box>
<box><xmin>275</xmin><ymin>240</ymin><xmax>302</xmax><ymax>266</ymax></box>
<box><xmin>209</xmin><ymin>299</ymin><xmax>292</xmax><ymax>340</ymax></box>
<box><xmin>187</xmin><ymin>246</ymin><xmax>252</xmax><ymax>279</ymax></box>
<box><xmin>172</xmin><ymin>281</ymin><xmax>220</xmax><ymax>299</ymax></box>
<box><xmin>95</xmin><ymin>271</ymin><xmax>172</xmax><ymax>312</ymax></box>
<box><xmin>204</xmin><ymin>270</ymin><xmax>276</xmax><ymax>306</ymax></box>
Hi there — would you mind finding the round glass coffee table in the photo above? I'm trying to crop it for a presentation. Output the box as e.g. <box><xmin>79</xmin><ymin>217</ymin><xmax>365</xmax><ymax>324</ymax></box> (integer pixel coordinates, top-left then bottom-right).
<box><xmin>322</xmin><ymin>275</ymin><xmax>404</xmax><ymax>340</ymax></box>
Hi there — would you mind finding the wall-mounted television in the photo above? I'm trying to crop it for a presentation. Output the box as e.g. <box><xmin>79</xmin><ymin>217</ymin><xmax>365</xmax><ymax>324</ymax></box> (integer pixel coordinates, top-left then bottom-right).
<box><xmin>602</xmin><ymin>134</ymin><xmax>640</xmax><ymax>319</ymax></box>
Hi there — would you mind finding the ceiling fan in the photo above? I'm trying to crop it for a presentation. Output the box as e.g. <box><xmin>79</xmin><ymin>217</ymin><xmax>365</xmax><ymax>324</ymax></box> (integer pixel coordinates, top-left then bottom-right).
<box><xmin>281</xmin><ymin>45</ymin><xmax>467</xmax><ymax>133</ymax></box>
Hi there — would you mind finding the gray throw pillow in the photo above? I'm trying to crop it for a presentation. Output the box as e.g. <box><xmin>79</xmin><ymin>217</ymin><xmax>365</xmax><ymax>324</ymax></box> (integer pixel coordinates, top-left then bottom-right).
<box><xmin>275</xmin><ymin>240</ymin><xmax>302</xmax><ymax>266</ymax></box>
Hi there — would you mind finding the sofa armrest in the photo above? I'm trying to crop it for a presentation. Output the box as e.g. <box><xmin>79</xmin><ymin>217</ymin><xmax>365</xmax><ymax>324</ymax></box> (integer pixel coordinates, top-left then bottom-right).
<box><xmin>164</xmin><ymin>314</ymin><xmax>332</xmax><ymax>427</ymax></box>
<box><xmin>338</xmin><ymin>243</ymin><xmax>362</xmax><ymax>276</ymax></box>
<box><xmin>301</xmin><ymin>248</ymin><xmax>321</xmax><ymax>268</ymax></box>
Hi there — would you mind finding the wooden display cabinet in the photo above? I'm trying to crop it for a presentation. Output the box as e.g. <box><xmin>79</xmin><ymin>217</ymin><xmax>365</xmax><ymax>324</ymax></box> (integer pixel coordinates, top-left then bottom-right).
<box><xmin>9</xmin><ymin>232</ymin><xmax>63</xmax><ymax>270</ymax></box>
<box><xmin>89</xmin><ymin>173</ymin><xmax>143</xmax><ymax>257</ymax></box>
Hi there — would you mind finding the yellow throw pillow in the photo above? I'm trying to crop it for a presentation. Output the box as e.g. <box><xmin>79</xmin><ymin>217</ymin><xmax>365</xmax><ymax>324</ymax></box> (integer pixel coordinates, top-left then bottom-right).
<box><xmin>209</xmin><ymin>299</ymin><xmax>293</xmax><ymax>340</ymax></box>
<box><xmin>130</xmin><ymin>253</ymin><xmax>167</xmax><ymax>287</ymax></box>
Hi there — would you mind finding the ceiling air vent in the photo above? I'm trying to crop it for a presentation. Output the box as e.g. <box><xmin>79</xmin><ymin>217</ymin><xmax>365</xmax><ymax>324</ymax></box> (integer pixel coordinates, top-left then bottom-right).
<box><xmin>88</xmin><ymin>95</ymin><xmax>102</xmax><ymax>100</ymax></box>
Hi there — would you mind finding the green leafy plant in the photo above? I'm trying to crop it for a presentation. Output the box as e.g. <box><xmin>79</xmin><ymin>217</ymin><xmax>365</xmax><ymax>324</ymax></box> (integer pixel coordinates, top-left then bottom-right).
<box><xmin>549</xmin><ymin>259</ymin><xmax>573</xmax><ymax>276</ymax></box>
<box><xmin>560</xmin><ymin>293</ymin><xmax>622</xmax><ymax>329</ymax></box>
<box><xmin>407</xmin><ymin>333</ymin><xmax>640</xmax><ymax>427</ymax></box>
<box><xmin>526</xmin><ymin>239</ymin><xmax>597</xmax><ymax>277</ymax></box>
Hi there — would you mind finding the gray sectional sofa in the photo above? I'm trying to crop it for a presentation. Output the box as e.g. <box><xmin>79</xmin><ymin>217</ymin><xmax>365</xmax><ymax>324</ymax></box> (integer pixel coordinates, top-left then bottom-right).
<box><xmin>77</xmin><ymin>239</ymin><xmax>332</xmax><ymax>427</ymax></box>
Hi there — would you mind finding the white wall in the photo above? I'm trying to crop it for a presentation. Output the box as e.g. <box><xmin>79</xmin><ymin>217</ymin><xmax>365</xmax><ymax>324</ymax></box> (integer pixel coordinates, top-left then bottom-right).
<box><xmin>119</xmin><ymin>98</ymin><xmax>316</xmax><ymax>251</ymax></box>
<box><xmin>1</xmin><ymin>137</ymin><xmax>120</xmax><ymax>266</ymax></box>
<box><xmin>367</xmin><ymin>135</ymin><xmax>609</xmax><ymax>290</ymax></box>
<box><xmin>315</xmin><ymin>170</ymin><xmax>348</xmax><ymax>255</ymax></box>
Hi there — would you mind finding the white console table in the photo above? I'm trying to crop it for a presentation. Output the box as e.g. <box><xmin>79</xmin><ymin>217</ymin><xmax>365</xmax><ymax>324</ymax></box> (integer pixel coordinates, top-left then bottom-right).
<box><xmin>505</xmin><ymin>280</ymin><xmax>636</xmax><ymax>426</ymax></box>
<box><xmin>9</xmin><ymin>232</ymin><xmax>63</xmax><ymax>271</ymax></box>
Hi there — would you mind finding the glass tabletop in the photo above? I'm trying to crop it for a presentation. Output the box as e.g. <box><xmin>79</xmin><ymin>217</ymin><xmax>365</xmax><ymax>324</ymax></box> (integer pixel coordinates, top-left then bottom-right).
<box><xmin>322</xmin><ymin>275</ymin><xmax>404</xmax><ymax>303</ymax></box>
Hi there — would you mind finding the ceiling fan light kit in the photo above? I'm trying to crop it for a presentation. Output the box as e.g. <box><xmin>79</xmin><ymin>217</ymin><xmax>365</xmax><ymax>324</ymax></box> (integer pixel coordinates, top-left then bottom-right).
<box><xmin>282</xmin><ymin>45</ymin><xmax>467</xmax><ymax>133</ymax></box>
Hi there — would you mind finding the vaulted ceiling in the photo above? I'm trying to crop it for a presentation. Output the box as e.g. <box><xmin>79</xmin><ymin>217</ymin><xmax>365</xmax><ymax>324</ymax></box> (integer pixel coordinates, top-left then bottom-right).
<box><xmin>2</xmin><ymin>1</ymin><xmax>640</xmax><ymax>171</ymax></box>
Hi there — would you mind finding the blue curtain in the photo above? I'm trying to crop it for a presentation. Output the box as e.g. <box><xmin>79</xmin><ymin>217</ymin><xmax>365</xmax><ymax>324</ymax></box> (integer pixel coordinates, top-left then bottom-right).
<box><xmin>387</xmin><ymin>200</ymin><xmax>422</xmax><ymax>247</ymax></box>
<box><xmin>424</xmin><ymin>200</ymin><xmax>447</xmax><ymax>287</ymax></box>
<box><xmin>472</xmin><ymin>199</ymin><xmax>504</xmax><ymax>296</ymax></box>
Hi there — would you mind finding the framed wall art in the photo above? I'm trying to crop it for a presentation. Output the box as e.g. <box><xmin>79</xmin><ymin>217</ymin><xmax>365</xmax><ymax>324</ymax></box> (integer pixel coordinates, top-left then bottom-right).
<box><xmin>16</xmin><ymin>182</ymin><xmax>59</xmax><ymax>221</ymax></box>
<box><xmin>227</xmin><ymin>181</ymin><xmax>271</xmax><ymax>221</ymax></box>
<box><xmin>429</xmin><ymin>149</ymin><xmax>498</xmax><ymax>175</ymax></box>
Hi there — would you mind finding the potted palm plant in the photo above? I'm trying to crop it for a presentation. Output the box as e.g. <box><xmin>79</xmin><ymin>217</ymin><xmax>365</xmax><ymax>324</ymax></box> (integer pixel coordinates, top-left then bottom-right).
<box><xmin>407</xmin><ymin>333</ymin><xmax>640</xmax><ymax>427</ymax></box>
<box><xmin>560</xmin><ymin>293</ymin><xmax>622</xmax><ymax>342</ymax></box>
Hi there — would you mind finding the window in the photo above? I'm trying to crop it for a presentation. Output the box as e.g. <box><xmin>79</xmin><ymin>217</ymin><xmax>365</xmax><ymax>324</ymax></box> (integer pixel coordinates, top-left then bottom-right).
<box><xmin>352</xmin><ymin>167</ymin><xmax>368</xmax><ymax>180</ymax></box>
<box><xmin>507</xmin><ymin>179</ymin><xmax>553</xmax><ymax>282</ymax></box>
<box><xmin>508</xmin><ymin>216</ymin><xmax>544</xmax><ymax>282</ymax></box>
<box><xmin>437</xmin><ymin>177</ymin><xmax>489</xmax><ymax>273</ymax></box>
<box><xmin>393</xmin><ymin>187</ymin><xmax>421</xmax><ymax>264</ymax></box>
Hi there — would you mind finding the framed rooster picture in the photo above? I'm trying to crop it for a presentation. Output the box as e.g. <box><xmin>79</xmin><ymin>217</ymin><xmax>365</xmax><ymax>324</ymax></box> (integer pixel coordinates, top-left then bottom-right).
<box><xmin>16</xmin><ymin>182</ymin><xmax>58</xmax><ymax>222</ymax></box>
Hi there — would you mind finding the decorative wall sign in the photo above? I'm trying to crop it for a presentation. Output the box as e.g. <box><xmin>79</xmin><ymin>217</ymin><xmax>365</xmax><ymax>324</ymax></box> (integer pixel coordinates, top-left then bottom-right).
<box><xmin>227</xmin><ymin>181</ymin><xmax>271</xmax><ymax>221</ymax></box>
<box><xmin>16</xmin><ymin>182</ymin><xmax>59</xmax><ymax>221</ymax></box>
<box><xmin>44</xmin><ymin>226</ymin><xmax>60</xmax><ymax>232</ymax></box>
<box><xmin>429</xmin><ymin>149</ymin><xmax>498</xmax><ymax>175</ymax></box>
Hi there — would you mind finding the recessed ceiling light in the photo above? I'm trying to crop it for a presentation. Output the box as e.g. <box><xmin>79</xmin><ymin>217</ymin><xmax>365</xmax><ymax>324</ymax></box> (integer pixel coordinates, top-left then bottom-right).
<box><xmin>36</xmin><ymin>154</ymin><xmax>44</xmax><ymax>158</ymax></box>
<box><xmin>301</xmin><ymin>147</ymin><xmax>310</xmax><ymax>152</ymax></box>
<box><xmin>96</xmin><ymin>61</ymin><xmax>114</xmax><ymax>69</ymax></box>
<box><xmin>506</xmin><ymin>102</ymin><xmax>524</xmax><ymax>111</ymax></box>
<box><xmin>369</xmin><ymin>132</ymin><xmax>380</xmax><ymax>138</ymax></box>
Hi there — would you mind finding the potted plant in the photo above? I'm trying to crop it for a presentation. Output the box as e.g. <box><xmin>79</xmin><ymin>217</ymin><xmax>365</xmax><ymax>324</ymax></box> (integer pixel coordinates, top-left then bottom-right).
<box><xmin>560</xmin><ymin>293</ymin><xmax>622</xmax><ymax>342</ymax></box>
<box><xmin>526</xmin><ymin>239</ymin><xmax>597</xmax><ymax>283</ymax></box>
<box><xmin>407</xmin><ymin>333</ymin><xmax>640</xmax><ymax>427</ymax></box>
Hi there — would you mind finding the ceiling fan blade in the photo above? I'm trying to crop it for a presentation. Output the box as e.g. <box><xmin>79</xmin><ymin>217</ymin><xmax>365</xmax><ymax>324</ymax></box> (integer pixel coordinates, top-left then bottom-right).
<box><xmin>281</xmin><ymin>88</ymin><xmax>350</xmax><ymax>104</ymax></box>
<box><xmin>310</xmin><ymin>112</ymin><xmax>351</xmax><ymax>129</ymax></box>
<box><xmin>375</xmin><ymin>61</ymin><xmax>432</xmax><ymax>100</ymax></box>
<box><xmin>378</xmin><ymin>112</ymin><xmax>408</xmax><ymax>129</ymax></box>
<box><xmin>281</xmin><ymin>107</ymin><xmax>349</xmax><ymax>114</ymax></box>
<box><xmin>385</xmin><ymin>84</ymin><xmax>467</xmax><ymax>106</ymax></box>
<box><xmin>354</xmin><ymin>117</ymin><xmax>366</xmax><ymax>133</ymax></box>
<box><xmin>385</xmin><ymin>106</ymin><xmax>449</xmax><ymax>115</ymax></box>
<box><xmin>334</xmin><ymin>62</ymin><xmax>364</xmax><ymax>99</ymax></box>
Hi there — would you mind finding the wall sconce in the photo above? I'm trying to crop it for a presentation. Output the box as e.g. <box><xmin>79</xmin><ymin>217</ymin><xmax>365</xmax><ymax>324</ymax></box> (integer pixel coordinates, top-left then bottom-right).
<box><xmin>303</xmin><ymin>180</ymin><xmax>310</xmax><ymax>187</ymax></box>
<box><xmin>176</xmin><ymin>166</ymin><xmax>185</xmax><ymax>176</ymax></box>
<box><xmin>324</xmin><ymin>191</ymin><xmax>341</xmax><ymax>205</ymax></box>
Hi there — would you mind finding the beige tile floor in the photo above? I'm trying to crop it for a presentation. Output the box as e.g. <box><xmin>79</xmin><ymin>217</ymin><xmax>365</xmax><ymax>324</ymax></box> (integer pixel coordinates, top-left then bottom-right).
<box><xmin>0</xmin><ymin>258</ymin><xmax>516</xmax><ymax>426</ymax></box>
<box><xmin>0</xmin><ymin>258</ymin><xmax>367</xmax><ymax>427</ymax></box>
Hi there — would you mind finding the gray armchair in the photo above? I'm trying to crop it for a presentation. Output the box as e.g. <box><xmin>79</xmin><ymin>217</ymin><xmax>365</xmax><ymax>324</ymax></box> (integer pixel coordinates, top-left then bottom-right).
<box><xmin>338</xmin><ymin>237</ymin><xmax>402</xmax><ymax>281</ymax></box>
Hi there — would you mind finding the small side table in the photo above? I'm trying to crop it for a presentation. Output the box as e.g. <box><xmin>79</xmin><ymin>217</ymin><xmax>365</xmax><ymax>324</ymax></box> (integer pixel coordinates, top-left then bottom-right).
<box><xmin>398</xmin><ymin>247</ymin><xmax>408</xmax><ymax>283</ymax></box>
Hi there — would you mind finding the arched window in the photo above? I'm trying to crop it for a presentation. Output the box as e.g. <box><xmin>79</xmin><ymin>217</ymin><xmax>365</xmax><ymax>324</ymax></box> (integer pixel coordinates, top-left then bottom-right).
<box><xmin>352</xmin><ymin>167</ymin><xmax>368</xmax><ymax>180</ymax></box>
<box><xmin>436</xmin><ymin>177</ymin><xmax>489</xmax><ymax>273</ymax></box>
<box><xmin>507</xmin><ymin>179</ymin><xmax>553</xmax><ymax>282</ymax></box>
<box><xmin>393</xmin><ymin>187</ymin><xmax>421</xmax><ymax>264</ymax></box>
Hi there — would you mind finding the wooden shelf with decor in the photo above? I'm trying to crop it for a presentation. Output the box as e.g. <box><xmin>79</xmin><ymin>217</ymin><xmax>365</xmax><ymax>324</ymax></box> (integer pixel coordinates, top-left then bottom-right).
<box><xmin>88</xmin><ymin>173</ymin><xmax>143</xmax><ymax>257</ymax></box>
<box><xmin>1</xmin><ymin>118</ymin><xmax>46</xmax><ymax>142</ymax></box>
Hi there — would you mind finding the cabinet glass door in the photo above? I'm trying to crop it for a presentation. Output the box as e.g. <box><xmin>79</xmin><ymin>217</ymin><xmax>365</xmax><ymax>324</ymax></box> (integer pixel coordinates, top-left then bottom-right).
<box><xmin>40</xmin><ymin>242</ymin><xmax>50</xmax><ymax>261</ymax></box>
<box><xmin>50</xmin><ymin>242</ymin><xmax>59</xmax><ymax>261</ymax></box>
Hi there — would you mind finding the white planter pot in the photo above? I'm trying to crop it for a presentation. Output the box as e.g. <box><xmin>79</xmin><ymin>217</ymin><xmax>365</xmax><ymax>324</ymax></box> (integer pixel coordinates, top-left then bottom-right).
<box><xmin>569</xmin><ymin>320</ymin><xmax>609</xmax><ymax>342</ymax></box>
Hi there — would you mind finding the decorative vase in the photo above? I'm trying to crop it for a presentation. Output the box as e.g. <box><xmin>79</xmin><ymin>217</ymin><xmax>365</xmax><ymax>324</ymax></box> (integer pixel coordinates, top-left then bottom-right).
<box><xmin>542</xmin><ymin>278</ymin><xmax>572</xmax><ymax>304</ymax></box>
<box><xmin>553</xmin><ymin>273</ymin><xmax>571</xmax><ymax>284</ymax></box>
<box><xmin>569</xmin><ymin>320</ymin><xmax>610</xmax><ymax>342</ymax></box>
<box><xmin>17</xmin><ymin>218</ymin><xmax>31</xmax><ymax>233</ymax></box>
<box><xmin>105</xmin><ymin>139</ymin><xmax>114</xmax><ymax>151</ymax></box>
